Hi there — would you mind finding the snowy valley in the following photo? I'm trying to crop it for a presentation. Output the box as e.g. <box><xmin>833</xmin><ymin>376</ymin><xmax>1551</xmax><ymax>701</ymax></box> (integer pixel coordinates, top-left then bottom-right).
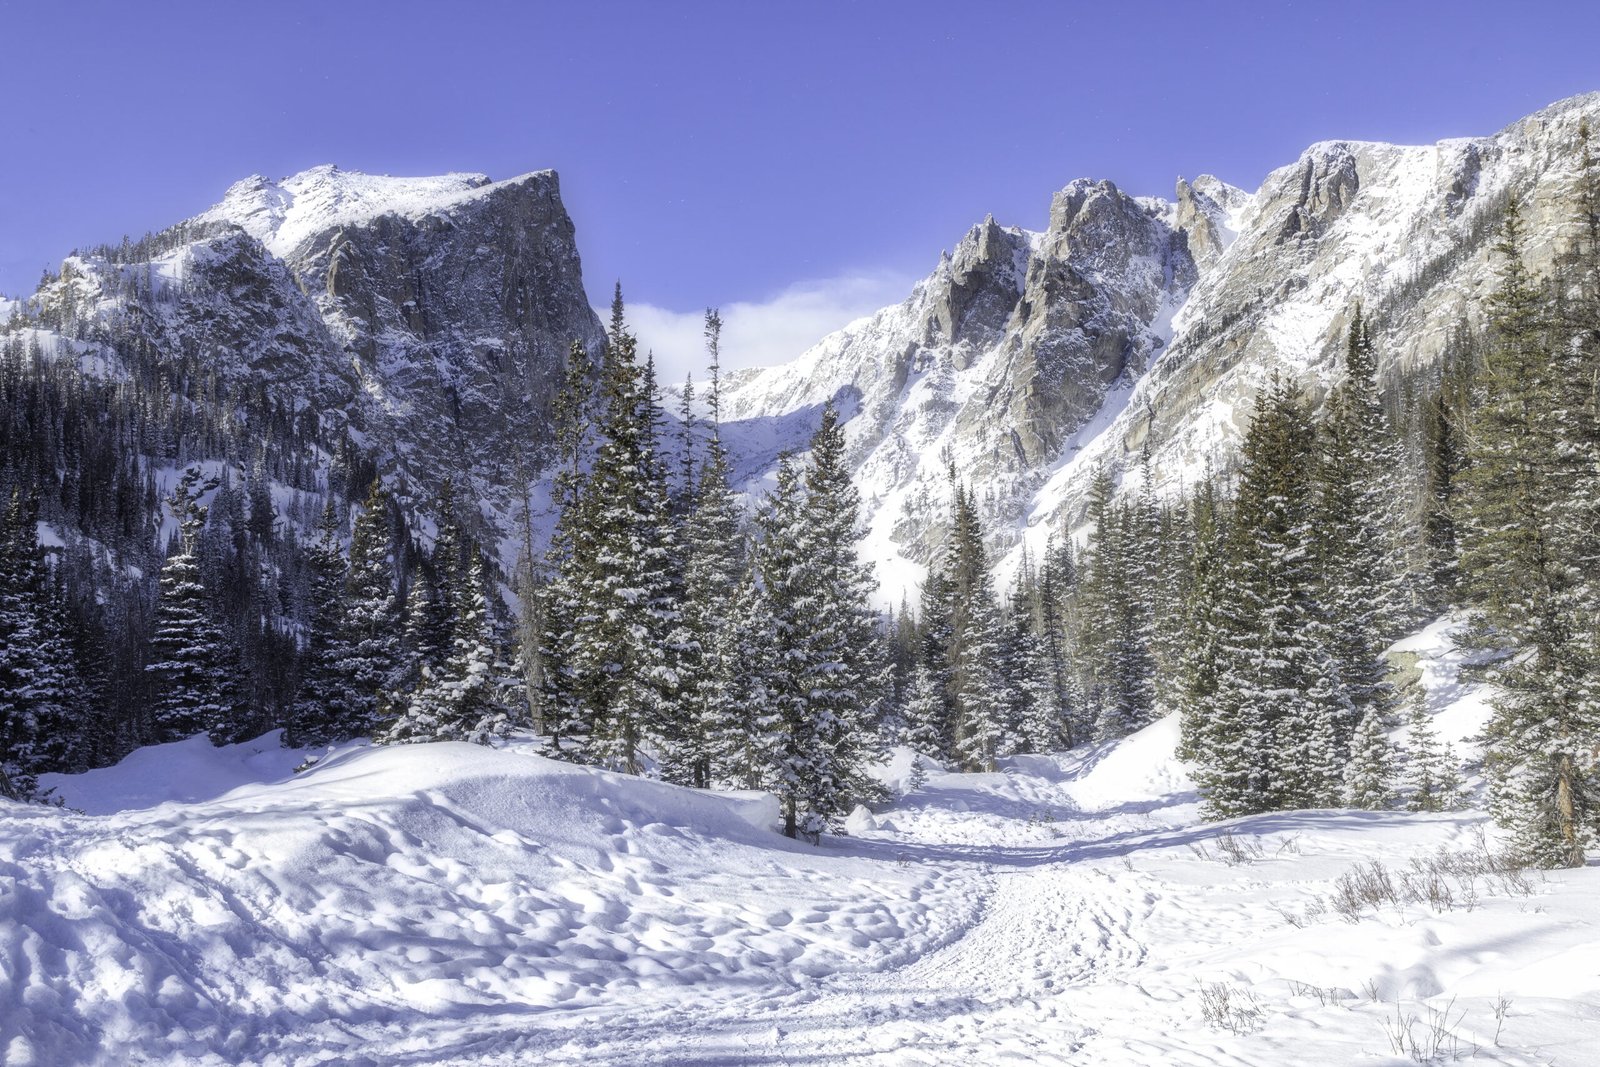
<box><xmin>3</xmin><ymin>77</ymin><xmax>1600</xmax><ymax>1067</ymax></box>
<box><xmin>7</xmin><ymin>621</ymin><xmax>1597</xmax><ymax>1066</ymax></box>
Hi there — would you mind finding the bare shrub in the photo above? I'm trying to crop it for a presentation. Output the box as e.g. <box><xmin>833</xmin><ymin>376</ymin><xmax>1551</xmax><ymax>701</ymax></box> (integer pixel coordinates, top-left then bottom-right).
<box><xmin>1197</xmin><ymin>981</ymin><xmax>1264</xmax><ymax>1034</ymax></box>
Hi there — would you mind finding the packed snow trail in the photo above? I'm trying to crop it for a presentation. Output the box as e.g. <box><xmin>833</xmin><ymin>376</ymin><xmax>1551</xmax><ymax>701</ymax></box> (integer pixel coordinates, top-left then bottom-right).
<box><xmin>7</xmin><ymin>619</ymin><xmax>1600</xmax><ymax>1066</ymax></box>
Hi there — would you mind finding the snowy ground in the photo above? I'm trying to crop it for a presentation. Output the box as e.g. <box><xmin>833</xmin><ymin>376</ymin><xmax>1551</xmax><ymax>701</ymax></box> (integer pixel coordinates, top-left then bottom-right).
<box><xmin>6</xmin><ymin>623</ymin><xmax>1599</xmax><ymax>1066</ymax></box>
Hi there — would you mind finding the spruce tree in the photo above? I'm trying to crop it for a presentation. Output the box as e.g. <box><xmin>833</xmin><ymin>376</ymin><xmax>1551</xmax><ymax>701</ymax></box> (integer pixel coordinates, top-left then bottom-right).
<box><xmin>557</xmin><ymin>289</ymin><xmax>681</xmax><ymax>774</ymax></box>
<box><xmin>1400</xmin><ymin>688</ymin><xmax>1463</xmax><ymax>813</ymax></box>
<box><xmin>1343</xmin><ymin>707</ymin><xmax>1395</xmax><ymax>811</ymax></box>
<box><xmin>1459</xmin><ymin>200</ymin><xmax>1600</xmax><ymax>866</ymax></box>
<box><xmin>286</xmin><ymin>501</ymin><xmax>357</xmax><ymax>746</ymax></box>
<box><xmin>1191</xmin><ymin>380</ymin><xmax>1349</xmax><ymax>817</ymax></box>
<box><xmin>339</xmin><ymin>479</ymin><xmax>402</xmax><ymax>729</ymax></box>
<box><xmin>709</xmin><ymin>560</ymin><xmax>783</xmax><ymax>790</ymax></box>
<box><xmin>899</xmin><ymin>660</ymin><xmax>948</xmax><ymax>757</ymax></box>
<box><xmin>1176</xmin><ymin>476</ymin><xmax>1228</xmax><ymax>764</ymax></box>
<box><xmin>1317</xmin><ymin>305</ymin><xmax>1404</xmax><ymax>752</ymax></box>
<box><xmin>538</xmin><ymin>339</ymin><xmax>598</xmax><ymax>750</ymax></box>
<box><xmin>794</xmin><ymin>405</ymin><xmax>886</xmax><ymax>823</ymax></box>
<box><xmin>670</xmin><ymin>311</ymin><xmax>745</xmax><ymax>788</ymax></box>
<box><xmin>145</xmin><ymin>468</ymin><xmax>242</xmax><ymax>743</ymax></box>
<box><xmin>0</xmin><ymin>489</ymin><xmax>87</xmax><ymax>792</ymax></box>
<box><xmin>380</xmin><ymin>556</ymin><xmax>517</xmax><ymax>745</ymax></box>
<box><xmin>944</xmin><ymin>482</ymin><xmax>1012</xmax><ymax>770</ymax></box>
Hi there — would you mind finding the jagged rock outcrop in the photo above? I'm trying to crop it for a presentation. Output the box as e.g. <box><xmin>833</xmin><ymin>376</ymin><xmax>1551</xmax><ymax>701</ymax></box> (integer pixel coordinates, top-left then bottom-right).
<box><xmin>15</xmin><ymin>93</ymin><xmax>1600</xmax><ymax>603</ymax></box>
<box><xmin>723</xmin><ymin>92</ymin><xmax>1600</xmax><ymax>594</ymax></box>
<box><xmin>721</xmin><ymin>175</ymin><xmax>1223</xmax><ymax>570</ymax></box>
<box><xmin>29</xmin><ymin>165</ymin><xmax>605</xmax><ymax>563</ymax></box>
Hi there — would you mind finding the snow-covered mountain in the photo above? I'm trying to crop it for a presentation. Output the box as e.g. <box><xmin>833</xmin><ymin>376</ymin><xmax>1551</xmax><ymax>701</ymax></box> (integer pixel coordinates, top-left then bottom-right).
<box><xmin>23</xmin><ymin>164</ymin><xmax>603</xmax><ymax>561</ymax></box>
<box><xmin>720</xmin><ymin>92</ymin><xmax>1600</xmax><ymax>591</ymax></box>
<box><xmin>12</xmin><ymin>93</ymin><xmax>1600</xmax><ymax>594</ymax></box>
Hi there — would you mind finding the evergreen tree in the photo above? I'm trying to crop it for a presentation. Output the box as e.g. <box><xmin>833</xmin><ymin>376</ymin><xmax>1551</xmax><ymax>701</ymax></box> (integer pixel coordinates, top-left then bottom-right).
<box><xmin>380</xmin><ymin>556</ymin><xmax>517</xmax><ymax>744</ymax></box>
<box><xmin>1343</xmin><ymin>707</ymin><xmax>1396</xmax><ymax>811</ymax></box>
<box><xmin>537</xmin><ymin>338</ymin><xmax>598</xmax><ymax>750</ymax></box>
<box><xmin>1317</xmin><ymin>305</ymin><xmax>1404</xmax><ymax>749</ymax></box>
<box><xmin>339</xmin><ymin>479</ymin><xmax>402</xmax><ymax>728</ymax></box>
<box><xmin>146</xmin><ymin>467</ymin><xmax>242</xmax><ymax>743</ymax></box>
<box><xmin>1191</xmin><ymin>379</ymin><xmax>1349</xmax><ymax>817</ymax></box>
<box><xmin>670</xmin><ymin>311</ymin><xmax>745</xmax><ymax>788</ymax></box>
<box><xmin>759</xmin><ymin>413</ymin><xmax>884</xmax><ymax>839</ymax></box>
<box><xmin>1400</xmin><ymin>688</ymin><xmax>1463</xmax><ymax>813</ymax></box>
<box><xmin>709</xmin><ymin>559</ymin><xmax>783</xmax><ymax>790</ymax></box>
<box><xmin>1459</xmin><ymin>200</ymin><xmax>1600</xmax><ymax>866</ymax></box>
<box><xmin>1419</xmin><ymin>332</ymin><xmax>1473</xmax><ymax>608</ymax></box>
<box><xmin>1040</xmin><ymin>534</ymin><xmax>1087</xmax><ymax>747</ymax></box>
<box><xmin>286</xmin><ymin>501</ymin><xmax>357</xmax><ymax>746</ymax></box>
<box><xmin>944</xmin><ymin>482</ymin><xmax>1012</xmax><ymax>770</ymax></box>
<box><xmin>556</xmin><ymin>289</ymin><xmax>681</xmax><ymax>774</ymax></box>
<box><xmin>0</xmin><ymin>489</ymin><xmax>87</xmax><ymax>792</ymax></box>
<box><xmin>1176</xmin><ymin>476</ymin><xmax>1228</xmax><ymax>764</ymax></box>
<box><xmin>794</xmin><ymin>405</ymin><xmax>886</xmax><ymax>825</ymax></box>
<box><xmin>1078</xmin><ymin>470</ymin><xmax>1158</xmax><ymax>742</ymax></box>
<box><xmin>899</xmin><ymin>660</ymin><xmax>948</xmax><ymax>757</ymax></box>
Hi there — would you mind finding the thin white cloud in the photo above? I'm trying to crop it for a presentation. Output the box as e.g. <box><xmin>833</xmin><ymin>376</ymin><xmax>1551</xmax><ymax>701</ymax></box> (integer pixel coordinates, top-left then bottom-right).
<box><xmin>619</xmin><ymin>270</ymin><xmax>913</xmax><ymax>385</ymax></box>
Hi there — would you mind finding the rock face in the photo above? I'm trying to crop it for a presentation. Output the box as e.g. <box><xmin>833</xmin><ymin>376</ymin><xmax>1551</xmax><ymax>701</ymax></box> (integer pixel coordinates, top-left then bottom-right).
<box><xmin>722</xmin><ymin>92</ymin><xmax>1600</xmax><ymax>593</ymax></box>
<box><xmin>18</xmin><ymin>93</ymin><xmax>1600</xmax><ymax>598</ymax></box>
<box><xmin>720</xmin><ymin>176</ymin><xmax>1222</xmax><ymax>575</ymax></box>
<box><xmin>42</xmin><ymin>165</ymin><xmax>605</xmax><ymax>561</ymax></box>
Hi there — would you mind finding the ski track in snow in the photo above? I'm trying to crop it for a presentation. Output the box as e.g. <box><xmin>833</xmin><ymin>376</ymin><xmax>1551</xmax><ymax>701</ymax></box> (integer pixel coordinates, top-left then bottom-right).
<box><xmin>10</xmin><ymin>620</ymin><xmax>1600</xmax><ymax>1066</ymax></box>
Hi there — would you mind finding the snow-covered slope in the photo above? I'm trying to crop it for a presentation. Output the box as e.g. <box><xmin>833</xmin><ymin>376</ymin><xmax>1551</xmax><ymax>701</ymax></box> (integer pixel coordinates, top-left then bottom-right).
<box><xmin>195</xmin><ymin>167</ymin><xmax>525</xmax><ymax>262</ymax></box>
<box><xmin>8</xmin><ymin>620</ymin><xmax>1597</xmax><ymax>1066</ymax></box>
<box><xmin>718</xmin><ymin>178</ymin><xmax>1223</xmax><ymax>585</ymax></box>
<box><xmin>719</xmin><ymin>92</ymin><xmax>1600</xmax><ymax>594</ymax></box>
<box><xmin>21</xmin><ymin>163</ymin><xmax>605</xmax><ymax>568</ymax></box>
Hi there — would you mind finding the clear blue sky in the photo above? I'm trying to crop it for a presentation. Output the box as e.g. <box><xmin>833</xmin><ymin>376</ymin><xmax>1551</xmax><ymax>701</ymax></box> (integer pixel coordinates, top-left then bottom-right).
<box><xmin>3</xmin><ymin>1</ymin><xmax>1597</xmax><ymax>320</ymax></box>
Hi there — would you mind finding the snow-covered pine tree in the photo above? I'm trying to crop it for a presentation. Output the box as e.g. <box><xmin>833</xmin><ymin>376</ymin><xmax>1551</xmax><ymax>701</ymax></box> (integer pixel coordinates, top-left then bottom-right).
<box><xmin>146</xmin><ymin>467</ymin><xmax>243</xmax><ymax>744</ymax></box>
<box><xmin>1343</xmin><ymin>706</ymin><xmax>1396</xmax><ymax>810</ymax></box>
<box><xmin>1316</xmin><ymin>305</ymin><xmax>1405</xmax><ymax>756</ymax></box>
<box><xmin>424</xmin><ymin>480</ymin><xmax>468</xmax><ymax>659</ymax></box>
<box><xmin>945</xmin><ymin>481</ymin><xmax>1012</xmax><ymax>770</ymax></box>
<box><xmin>900</xmin><ymin>660</ymin><xmax>948</xmax><ymax>758</ymax></box>
<box><xmin>560</xmin><ymin>289</ymin><xmax>681</xmax><ymax>774</ymax></box>
<box><xmin>664</xmin><ymin>311</ymin><xmax>744</xmax><ymax>788</ymax></box>
<box><xmin>0</xmin><ymin>489</ymin><xmax>87</xmax><ymax>793</ymax></box>
<box><xmin>1007</xmin><ymin>609</ymin><xmax>1063</xmax><ymax>755</ymax></box>
<box><xmin>758</xmin><ymin>453</ymin><xmax>815</xmax><ymax>835</ymax></box>
<box><xmin>1176</xmin><ymin>475</ymin><xmax>1228</xmax><ymax>764</ymax></box>
<box><xmin>1040</xmin><ymin>534</ymin><xmax>1087</xmax><ymax>747</ymax></box>
<box><xmin>537</xmin><ymin>338</ymin><xmax>598</xmax><ymax>752</ymax></box>
<box><xmin>1460</xmin><ymin>197</ymin><xmax>1600</xmax><ymax>866</ymax></box>
<box><xmin>915</xmin><ymin>558</ymin><xmax>956</xmax><ymax>758</ymax></box>
<box><xmin>793</xmin><ymin>404</ymin><xmax>886</xmax><ymax>826</ymax></box>
<box><xmin>1193</xmin><ymin>379</ymin><xmax>1349</xmax><ymax>817</ymax></box>
<box><xmin>709</xmin><ymin>559</ymin><xmax>783</xmax><ymax>790</ymax></box>
<box><xmin>379</xmin><ymin>555</ymin><xmax>517</xmax><ymax>744</ymax></box>
<box><xmin>1419</xmin><ymin>331</ymin><xmax>1474</xmax><ymax>611</ymax></box>
<box><xmin>286</xmin><ymin>501</ymin><xmax>358</xmax><ymax>746</ymax></box>
<box><xmin>401</xmin><ymin>568</ymin><xmax>446</xmax><ymax>682</ymax></box>
<box><xmin>339</xmin><ymin>478</ymin><xmax>402</xmax><ymax>732</ymax></box>
<box><xmin>1400</xmin><ymin>687</ymin><xmax>1463</xmax><ymax>813</ymax></box>
<box><xmin>1079</xmin><ymin>470</ymin><xmax>1157</xmax><ymax>743</ymax></box>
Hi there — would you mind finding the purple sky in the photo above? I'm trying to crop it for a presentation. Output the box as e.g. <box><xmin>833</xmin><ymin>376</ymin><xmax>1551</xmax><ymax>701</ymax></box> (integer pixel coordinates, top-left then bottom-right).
<box><xmin>3</xmin><ymin>1</ymin><xmax>1598</xmax><ymax>370</ymax></box>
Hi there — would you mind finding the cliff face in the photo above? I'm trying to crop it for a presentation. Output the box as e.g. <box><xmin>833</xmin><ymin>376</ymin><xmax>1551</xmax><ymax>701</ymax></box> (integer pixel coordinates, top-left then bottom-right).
<box><xmin>1026</xmin><ymin>94</ymin><xmax>1600</xmax><ymax>555</ymax></box>
<box><xmin>722</xmin><ymin>93</ymin><xmax>1600</xmax><ymax>591</ymax></box>
<box><xmin>32</xmin><ymin>165</ymin><xmax>605</xmax><ymax>562</ymax></box>
<box><xmin>17</xmin><ymin>93</ymin><xmax>1600</xmax><ymax>597</ymax></box>
<box><xmin>719</xmin><ymin>176</ymin><xmax>1223</xmax><ymax>574</ymax></box>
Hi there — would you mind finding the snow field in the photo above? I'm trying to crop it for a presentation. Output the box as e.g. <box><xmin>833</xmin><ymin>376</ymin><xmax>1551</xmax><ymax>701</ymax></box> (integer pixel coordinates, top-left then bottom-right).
<box><xmin>5</xmin><ymin>619</ymin><xmax>1599</xmax><ymax>1065</ymax></box>
<box><xmin>9</xmin><ymin>744</ymin><xmax>973</xmax><ymax>1065</ymax></box>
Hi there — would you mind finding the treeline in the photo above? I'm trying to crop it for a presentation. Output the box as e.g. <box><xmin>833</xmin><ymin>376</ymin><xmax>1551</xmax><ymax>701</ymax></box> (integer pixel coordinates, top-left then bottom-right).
<box><xmin>3</xmin><ymin>135</ymin><xmax>1598</xmax><ymax>868</ymax></box>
